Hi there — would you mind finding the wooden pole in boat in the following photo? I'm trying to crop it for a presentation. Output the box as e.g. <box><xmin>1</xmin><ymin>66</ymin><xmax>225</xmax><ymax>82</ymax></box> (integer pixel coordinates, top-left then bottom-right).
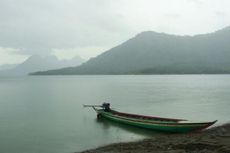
<box><xmin>83</xmin><ymin>104</ymin><xmax>102</xmax><ymax>108</ymax></box>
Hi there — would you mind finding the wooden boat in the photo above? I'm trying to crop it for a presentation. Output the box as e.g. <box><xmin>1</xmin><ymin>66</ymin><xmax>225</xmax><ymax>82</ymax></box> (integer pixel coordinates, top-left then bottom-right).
<box><xmin>84</xmin><ymin>103</ymin><xmax>217</xmax><ymax>133</ymax></box>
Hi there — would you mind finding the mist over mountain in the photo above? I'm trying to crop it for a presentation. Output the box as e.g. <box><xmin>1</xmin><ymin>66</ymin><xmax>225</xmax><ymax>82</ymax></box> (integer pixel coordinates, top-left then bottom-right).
<box><xmin>32</xmin><ymin>26</ymin><xmax>230</xmax><ymax>75</ymax></box>
<box><xmin>0</xmin><ymin>55</ymin><xmax>84</xmax><ymax>76</ymax></box>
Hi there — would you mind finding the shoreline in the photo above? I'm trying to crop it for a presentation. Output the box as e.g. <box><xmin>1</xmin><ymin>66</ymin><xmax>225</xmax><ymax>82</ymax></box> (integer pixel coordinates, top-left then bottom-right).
<box><xmin>77</xmin><ymin>123</ymin><xmax>230</xmax><ymax>153</ymax></box>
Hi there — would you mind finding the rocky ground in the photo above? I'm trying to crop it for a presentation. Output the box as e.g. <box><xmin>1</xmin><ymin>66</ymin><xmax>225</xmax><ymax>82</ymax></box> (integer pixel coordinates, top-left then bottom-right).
<box><xmin>78</xmin><ymin>123</ymin><xmax>230</xmax><ymax>153</ymax></box>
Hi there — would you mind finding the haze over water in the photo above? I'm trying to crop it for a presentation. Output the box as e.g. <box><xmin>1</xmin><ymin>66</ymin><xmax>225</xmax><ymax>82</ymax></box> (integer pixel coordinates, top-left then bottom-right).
<box><xmin>0</xmin><ymin>75</ymin><xmax>229</xmax><ymax>153</ymax></box>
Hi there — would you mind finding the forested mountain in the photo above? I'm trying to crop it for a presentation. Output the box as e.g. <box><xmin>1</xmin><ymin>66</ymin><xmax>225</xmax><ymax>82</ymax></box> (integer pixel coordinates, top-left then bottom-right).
<box><xmin>31</xmin><ymin>26</ymin><xmax>230</xmax><ymax>75</ymax></box>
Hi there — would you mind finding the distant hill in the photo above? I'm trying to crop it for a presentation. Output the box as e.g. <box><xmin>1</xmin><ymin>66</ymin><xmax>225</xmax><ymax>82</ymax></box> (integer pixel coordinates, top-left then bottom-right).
<box><xmin>31</xmin><ymin>26</ymin><xmax>230</xmax><ymax>75</ymax></box>
<box><xmin>0</xmin><ymin>55</ymin><xmax>84</xmax><ymax>76</ymax></box>
<box><xmin>0</xmin><ymin>64</ymin><xmax>17</xmax><ymax>71</ymax></box>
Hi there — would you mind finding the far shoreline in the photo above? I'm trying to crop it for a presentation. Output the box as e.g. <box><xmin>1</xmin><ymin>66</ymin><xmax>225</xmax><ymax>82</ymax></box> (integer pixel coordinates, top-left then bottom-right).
<box><xmin>29</xmin><ymin>73</ymin><xmax>230</xmax><ymax>76</ymax></box>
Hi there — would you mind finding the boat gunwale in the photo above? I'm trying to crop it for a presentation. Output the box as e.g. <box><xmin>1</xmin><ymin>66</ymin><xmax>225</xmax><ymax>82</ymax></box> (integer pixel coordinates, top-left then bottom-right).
<box><xmin>112</xmin><ymin>110</ymin><xmax>186</xmax><ymax>122</ymax></box>
<box><xmin>98</xmin><ymin>109</ymin><xmax>217</xmax><ymax>126</ymax></box>
<box><xmin>94</xmin><ymin>108</ymin><xmax>186</xmax><ymax>122</ymax></box>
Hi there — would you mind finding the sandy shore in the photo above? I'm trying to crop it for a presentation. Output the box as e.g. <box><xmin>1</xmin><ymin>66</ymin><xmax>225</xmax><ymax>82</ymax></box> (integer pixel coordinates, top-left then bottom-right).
<box><xmin>77</xmin><ymin>123</ymin><xmax>230</xmax><ymax>153</ymax></box>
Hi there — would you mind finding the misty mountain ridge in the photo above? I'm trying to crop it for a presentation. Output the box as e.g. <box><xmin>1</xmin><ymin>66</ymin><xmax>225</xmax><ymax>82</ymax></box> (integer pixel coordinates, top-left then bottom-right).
<box><xmin>0</xmin><ymin>55</ymin><xmax>85</xmax><ymax>76</ymax></box>
<box><xmin>31</xmin><ymin>26</ymin><xmax>230</xmax><ymax>75</ymax></box>
<box><xmin>0</xmin><ymin>64</ymin><xmax>17</xmax><ymax>71</ymax></box>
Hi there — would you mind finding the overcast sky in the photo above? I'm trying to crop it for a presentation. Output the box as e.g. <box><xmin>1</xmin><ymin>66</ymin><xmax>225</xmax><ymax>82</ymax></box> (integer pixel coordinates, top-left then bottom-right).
<box><xmin>0</xmin><ymin>0</ymin><xmax>230</xmax><ymax>65</ymax></box>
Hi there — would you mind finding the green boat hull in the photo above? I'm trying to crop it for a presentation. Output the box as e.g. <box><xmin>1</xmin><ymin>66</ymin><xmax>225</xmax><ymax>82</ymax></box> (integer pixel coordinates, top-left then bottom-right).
<box><xmin>96</xmin><ymin>109</ymin><xmax>217</xmax><ymax>133</ymax></box>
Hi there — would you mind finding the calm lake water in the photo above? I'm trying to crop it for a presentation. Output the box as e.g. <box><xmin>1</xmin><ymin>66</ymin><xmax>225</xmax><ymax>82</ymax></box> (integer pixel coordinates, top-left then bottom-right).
<box><xmin>0</xmin><ymin>75</ymin><xmax>229</xmax><ymax>153</ymax></box>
